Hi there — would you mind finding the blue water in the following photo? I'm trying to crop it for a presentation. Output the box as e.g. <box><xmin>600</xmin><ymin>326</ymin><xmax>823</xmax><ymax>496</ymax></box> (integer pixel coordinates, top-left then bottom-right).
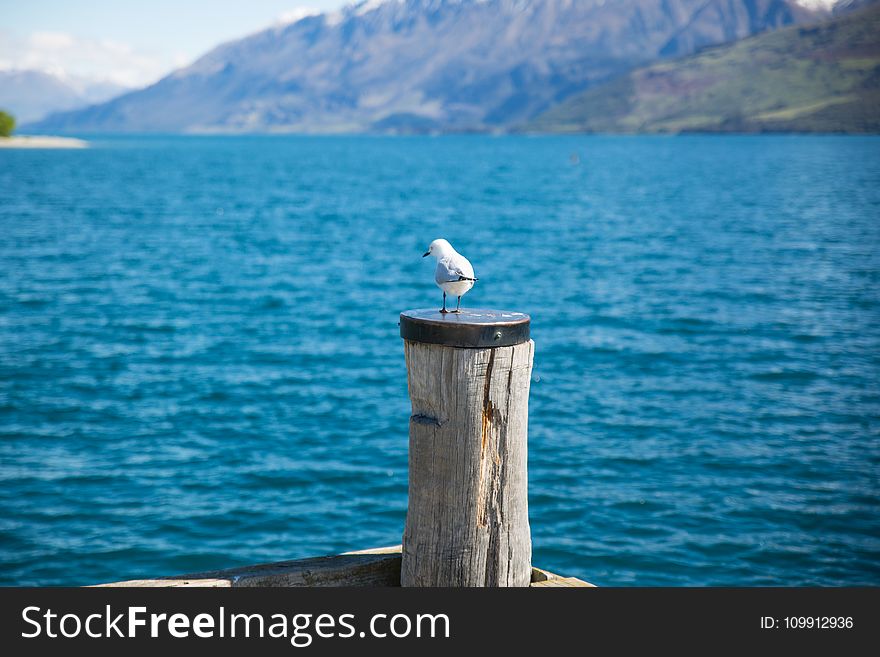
<box><xmin>1</xmin><ymin>135</ymin><xmax>878</xmax><ymax>586</ymax></box>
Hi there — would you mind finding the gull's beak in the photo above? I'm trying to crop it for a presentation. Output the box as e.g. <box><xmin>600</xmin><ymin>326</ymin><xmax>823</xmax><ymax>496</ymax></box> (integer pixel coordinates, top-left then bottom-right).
<box><xmin>422</xmin><ymin>251</ymin><xmax>430</xmax><ymax>257</ymax></box>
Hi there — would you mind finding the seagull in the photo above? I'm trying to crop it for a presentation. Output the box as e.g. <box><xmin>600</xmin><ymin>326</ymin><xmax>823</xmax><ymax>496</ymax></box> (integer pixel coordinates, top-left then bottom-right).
<box><xmin>423</xmin><ymin>238</ymin><xmax>478</xmax><ymax>314</ymax></box>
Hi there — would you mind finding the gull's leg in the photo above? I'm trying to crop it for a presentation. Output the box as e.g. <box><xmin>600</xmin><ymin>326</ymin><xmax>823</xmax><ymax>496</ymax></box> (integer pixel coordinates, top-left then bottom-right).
<box><xmin>454</xmin><ymin>296</ymin><xmax>462</xmax><ymax>313</ymax></box>
<box><xmin>440</xmin><ymin>291</ymin><xmax>448</xmax><ymax>314</ymax></box>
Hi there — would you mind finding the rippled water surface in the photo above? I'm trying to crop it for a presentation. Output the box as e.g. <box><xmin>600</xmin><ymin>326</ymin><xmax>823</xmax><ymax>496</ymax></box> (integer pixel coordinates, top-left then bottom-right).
<box><xmin>1</xmin><ymin>135</ymin><xmax>878</xmax><ymax>586</ymax></box>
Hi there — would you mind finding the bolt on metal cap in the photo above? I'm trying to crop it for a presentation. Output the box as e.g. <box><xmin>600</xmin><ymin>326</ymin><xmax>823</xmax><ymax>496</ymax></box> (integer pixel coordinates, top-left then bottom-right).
<box><xmin>399</xmin><ymin>309</ymin><xmax>531</xmax><ymax>348</ymax></box>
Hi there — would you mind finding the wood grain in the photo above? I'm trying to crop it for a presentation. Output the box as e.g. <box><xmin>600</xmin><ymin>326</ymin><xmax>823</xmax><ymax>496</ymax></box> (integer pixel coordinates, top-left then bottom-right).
<box><xmin>96</xmin><ymin>546</ymin><xmax>402</xmax><ymax>587</ymax></box>
<box><xmin>401</xmin><ymin>339</ymin><xmax>534</xmax><ymax>586</ymax></box>
<box><xmin>94</xmin><ymin>545</ymin><xmax>595</xmax><ymax>587</ymax></box>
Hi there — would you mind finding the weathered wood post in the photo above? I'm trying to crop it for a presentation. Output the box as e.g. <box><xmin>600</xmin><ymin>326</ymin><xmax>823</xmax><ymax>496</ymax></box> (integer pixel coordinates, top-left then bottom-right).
<box><xmin>399</xmin><ymin>309</ymin><xmax>534</xmax><ymax>586</ymax></box>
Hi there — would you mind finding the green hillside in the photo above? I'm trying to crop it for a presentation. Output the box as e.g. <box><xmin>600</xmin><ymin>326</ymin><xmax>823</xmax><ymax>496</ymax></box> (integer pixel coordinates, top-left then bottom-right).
<box><xmin>527</xmin><ymin>4</ymin><xmax>880</xmax><ymax>133</ymax></box>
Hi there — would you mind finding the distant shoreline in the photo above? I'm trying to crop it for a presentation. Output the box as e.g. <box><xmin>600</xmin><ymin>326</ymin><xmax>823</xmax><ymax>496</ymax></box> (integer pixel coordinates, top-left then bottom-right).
<box><xmin>0</xmin><ymin>135</ymin><xmax>89</xmax><ymax>149</ymax></box>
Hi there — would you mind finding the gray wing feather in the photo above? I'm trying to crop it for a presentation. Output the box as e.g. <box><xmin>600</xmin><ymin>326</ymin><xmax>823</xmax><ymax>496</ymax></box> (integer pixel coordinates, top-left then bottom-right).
<box><xmin>435</xmin><ymin>256</ymin><xmax>477</xmax><ymax>284</ymax></box>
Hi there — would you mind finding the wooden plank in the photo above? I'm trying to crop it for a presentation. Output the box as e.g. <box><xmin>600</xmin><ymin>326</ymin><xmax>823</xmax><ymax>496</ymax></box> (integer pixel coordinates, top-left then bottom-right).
<box><xmin>530</xmin><ymin>577</ymin><xmax>596</xmax><ymax>588</ymax></box>
<box><xmin>95</xmin><ymin>544</ymin><xmax>595</xmax><ymax>588</ymax></box>
<box><xmin>96</xmin><ymin>546</ymin><xmax>403</xmax><ymax>588</ymax></box>
<box><xmin>97</xmin><ymin>578</ymin><xmax>231</xmax><ymax>588</ymax></box>
<box><xmin>343</xmin><ymin>545</ymin><xmax>402</xmax><ymax>556</ymax></box>
<box><xmin>530</xmin><ymin>566</ymin><xmax>558</xmax><ymax>583</ymax></box>
<box><xmin>402</xmin><ymin>339</ymin><xmax>534</xmax><ymax>587</ymax></box>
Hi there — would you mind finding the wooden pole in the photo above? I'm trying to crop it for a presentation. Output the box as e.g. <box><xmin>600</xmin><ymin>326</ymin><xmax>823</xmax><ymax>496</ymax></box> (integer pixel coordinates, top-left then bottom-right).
<box><xmin>399</xmin><ymin>309</ymin><xmax>533</xmax><ymax>586</ymax></box>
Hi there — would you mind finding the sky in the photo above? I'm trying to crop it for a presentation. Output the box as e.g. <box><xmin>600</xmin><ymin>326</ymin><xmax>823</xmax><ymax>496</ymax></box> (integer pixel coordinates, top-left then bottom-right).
<box><xmin>0</xmin><ymin>0</ymin><xmax>348</xmax><ymax>88</ymax></box>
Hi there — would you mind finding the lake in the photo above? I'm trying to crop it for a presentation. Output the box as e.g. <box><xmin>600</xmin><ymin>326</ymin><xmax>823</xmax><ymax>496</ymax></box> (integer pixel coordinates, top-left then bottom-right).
<box><xmin>1</xmin><ymin>135</ymin><xmax>878</xmax><ymax>586</ymax></box>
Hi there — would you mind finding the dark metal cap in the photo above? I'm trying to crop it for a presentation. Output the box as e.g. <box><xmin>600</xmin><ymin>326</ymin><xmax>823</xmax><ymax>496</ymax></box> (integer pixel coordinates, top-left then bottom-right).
<box><xmin>400</xmin><ymin>309</ymin><xmax>530</xmax><ymax>348</ymax></box>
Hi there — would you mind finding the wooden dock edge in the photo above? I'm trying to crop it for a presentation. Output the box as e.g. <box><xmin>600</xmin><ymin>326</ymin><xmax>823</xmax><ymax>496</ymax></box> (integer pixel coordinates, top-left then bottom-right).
<box><xmin>94</xmin><ymin>546</ymin><xmax>595</xmax><ymax>588</ymax></box>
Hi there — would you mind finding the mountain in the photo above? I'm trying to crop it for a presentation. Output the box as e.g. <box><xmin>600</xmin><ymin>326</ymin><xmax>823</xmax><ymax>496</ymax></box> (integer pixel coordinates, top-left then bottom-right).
<box><xmin>0</xmin><ymin>70</ymin><xmax>128</xmax><ymax>124</ymax></box>
<box><xmin>525</xmin><ymin>1</ymin><xmax>880</xmax><ymax>133</ymax></box>
<box><xmin>27</xmin><ymin>0</ymin><xmax>827</xmax><ymax>134</ymax></box>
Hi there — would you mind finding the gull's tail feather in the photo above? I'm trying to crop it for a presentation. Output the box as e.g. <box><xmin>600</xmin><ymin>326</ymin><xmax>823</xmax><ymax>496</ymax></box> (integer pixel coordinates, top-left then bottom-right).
<box><xmin>458</xmin><ymin>276</ymin><xmax>478</xmax><ymax>282</ymax></box>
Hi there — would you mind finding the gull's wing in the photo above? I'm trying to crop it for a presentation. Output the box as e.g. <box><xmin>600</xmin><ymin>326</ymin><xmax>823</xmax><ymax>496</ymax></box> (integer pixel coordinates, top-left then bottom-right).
<box><xmin>435</xmin><ymin>255</ymin><xmax>477</xmax><ymax>284</ymax></box>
